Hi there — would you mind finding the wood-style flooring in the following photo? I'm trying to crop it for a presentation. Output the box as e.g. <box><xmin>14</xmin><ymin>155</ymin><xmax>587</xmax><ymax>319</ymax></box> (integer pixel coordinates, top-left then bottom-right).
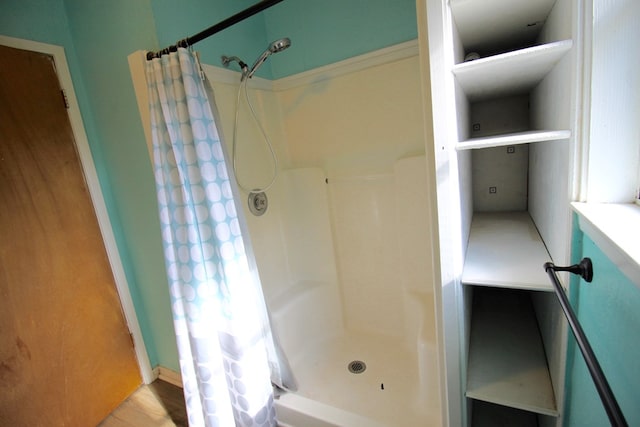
<box><xmin>98</xmin><ymin>380</ymin><xmax>188</xmax><ymax>427</ymax></box>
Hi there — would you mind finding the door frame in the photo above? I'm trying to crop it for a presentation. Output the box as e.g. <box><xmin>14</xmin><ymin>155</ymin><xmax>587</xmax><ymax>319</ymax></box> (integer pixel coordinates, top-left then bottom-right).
<box><xmin>0</xmin><ymin>34</ymin><xmax>154</xmax><ymax>384</ymax></box>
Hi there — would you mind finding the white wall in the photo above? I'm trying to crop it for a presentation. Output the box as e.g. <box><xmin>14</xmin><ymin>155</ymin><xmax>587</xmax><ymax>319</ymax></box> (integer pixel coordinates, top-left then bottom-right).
<box><xmin>586</xmin><ymin>0</ymin><xmax>640</xmax><ymax>203</ymax></box>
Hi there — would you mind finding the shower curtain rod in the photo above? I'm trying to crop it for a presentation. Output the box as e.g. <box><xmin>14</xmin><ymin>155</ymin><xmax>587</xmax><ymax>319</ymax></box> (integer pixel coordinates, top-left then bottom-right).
<box><xmin>544</xmin><ymin>259</ymin><xmax>628</xmax><ymax>427</ymax></box>
<box><xmin>146</xmin><ymin>0</ymin><xmax>285</xmax><ymax>60</ymax></box>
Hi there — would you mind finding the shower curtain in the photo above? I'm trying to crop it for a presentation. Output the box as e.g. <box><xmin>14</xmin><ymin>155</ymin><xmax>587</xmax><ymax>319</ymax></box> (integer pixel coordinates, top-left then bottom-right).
<box><xmin>146</xmin><ymin>48</ymin><xmax>279</xmax><ymax>427</ymax></box>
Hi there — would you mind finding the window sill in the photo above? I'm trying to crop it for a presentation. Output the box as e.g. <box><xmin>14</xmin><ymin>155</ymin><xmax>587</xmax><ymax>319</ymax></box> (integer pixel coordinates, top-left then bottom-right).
<box><xmin>572</xmin><ymin>202</ymin><xmax>640</xmax><ymax>288</ymax></box>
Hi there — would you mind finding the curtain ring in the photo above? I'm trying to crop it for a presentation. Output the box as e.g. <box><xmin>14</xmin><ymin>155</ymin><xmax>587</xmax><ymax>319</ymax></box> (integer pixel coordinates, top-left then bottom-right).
<box><xmin>176</xmin><ymin>38</ymin><xmax>190</xmax><ymax>50</ymax></box>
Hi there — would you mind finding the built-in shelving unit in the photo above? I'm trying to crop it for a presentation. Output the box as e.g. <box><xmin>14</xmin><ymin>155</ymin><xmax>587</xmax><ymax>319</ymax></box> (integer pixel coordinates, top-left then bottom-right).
<box><xmin>452</xmin><ymin>40</ymin><xmax>573</xmax><ymax>148</ymax></box>
<box><xmin>449</xmin><ymin>0</ymin><xmax>560</xmax><ymax>58</ymax></box>
<box><xmin>467</xmin><ymin>287</ymin><xmax>557</xmax><ymax>415</ymax></box>
<box><xmin>452</xmin><ymin>40</ymin><xmax>573</xmax><ymax>99</ymax></box>
<box><xmin>425</xmin><ymin>0</ymin><xmax>577</xmax><ymax>425</ymax></box>
<box><xmin>462</xmin><ymin>212</ymin><xmax>552</xmax><ymax>291</ymax></box>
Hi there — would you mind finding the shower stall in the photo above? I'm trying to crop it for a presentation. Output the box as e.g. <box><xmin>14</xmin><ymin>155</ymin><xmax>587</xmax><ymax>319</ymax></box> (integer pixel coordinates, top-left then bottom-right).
<box><xmin>134</xmin><ymin>4</ymin><xmax>442</xmax><ymax>420</ymax></box>
<box><xmin>207</xmin><ymin>39</ymin><xmax>442</xmax><ymax>426</ymax></box>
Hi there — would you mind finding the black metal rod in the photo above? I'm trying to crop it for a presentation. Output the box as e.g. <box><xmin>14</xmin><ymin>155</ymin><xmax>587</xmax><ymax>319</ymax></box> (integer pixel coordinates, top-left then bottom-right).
<box><xmin>146</xmin><ymin>0</ymin><xmax>285</xmax><ymax>60</ymax></box>
<box><xmin>544</xmin><ymin>259</ymin><xmax>628</xmax><ymax>427</ymax></box>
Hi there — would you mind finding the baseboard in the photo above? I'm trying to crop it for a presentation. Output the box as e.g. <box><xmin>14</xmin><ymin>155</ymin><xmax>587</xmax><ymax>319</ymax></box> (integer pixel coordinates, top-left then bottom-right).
<box><xmin>153</xmin><ymin>366</ymin><xmax>183</xmax><ymax>388</ymax></box>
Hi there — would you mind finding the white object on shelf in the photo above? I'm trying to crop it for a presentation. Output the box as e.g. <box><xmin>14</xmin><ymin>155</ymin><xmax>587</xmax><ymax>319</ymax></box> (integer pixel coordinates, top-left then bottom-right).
<box><xmin>453</xmin><ymin>40</ymin><xmax>573</xmax><ymax>101</ymax></box>
<box><xmin>466</xmin><ymin>287</ymin><xmax>558</xmax><ymax>416</ymax></box>
<box><xmin>456</xmin><ymin>129</ymin><xmax>571</xmax><ymax>150</ymax></box>
<box><xmin>461</xmin><ymin>212</ymin><xmax>553</xmax><ymax>291</ymax></box>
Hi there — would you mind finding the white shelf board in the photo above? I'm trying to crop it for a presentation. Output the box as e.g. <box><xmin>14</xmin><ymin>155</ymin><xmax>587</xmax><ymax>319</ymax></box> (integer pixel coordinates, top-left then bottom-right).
<box><xmin>462</xmin><ymin>212</ymin><xmax>553</xmax><ymax>291</ymax></box>
<box><xmin>466</xmin><ymin>287</ymin><xmax>558</xmax><ymax>416</ymax></box>
<box><xmin>457</xmin><ymin>130</ymin><xmax>571</xmax><ymax>150</ymax></box>
<box><xmin>453</xmin><ymin>40</ymin><xmax>573</xmax><ymax>101</ymax></box>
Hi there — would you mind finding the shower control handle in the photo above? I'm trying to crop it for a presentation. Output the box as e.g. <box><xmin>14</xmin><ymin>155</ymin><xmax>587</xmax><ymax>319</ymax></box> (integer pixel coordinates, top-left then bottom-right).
<box><xmin>248</xmin><ymin>191</ymin><xmax>268</xmax><ymax>216</ymax></box>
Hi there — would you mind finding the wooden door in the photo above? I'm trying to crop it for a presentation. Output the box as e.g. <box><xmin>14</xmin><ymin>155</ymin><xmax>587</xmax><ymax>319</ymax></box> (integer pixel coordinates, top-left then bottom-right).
<box><xmin>0</xmin><ymin>44</ymin><xmax>141</xmax><ymax>425</ymax></box>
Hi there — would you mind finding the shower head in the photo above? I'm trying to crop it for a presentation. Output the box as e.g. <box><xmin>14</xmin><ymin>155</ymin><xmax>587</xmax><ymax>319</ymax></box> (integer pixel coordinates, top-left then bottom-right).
<box><xmin>246</xmin><ymin>37</ymin><xmax>291</xmax><ymax>79</ymax></box>
<box><xmin>268</xmin><ymin>37</ymin><xmax>291</xmax><ymax>54</ymax></box>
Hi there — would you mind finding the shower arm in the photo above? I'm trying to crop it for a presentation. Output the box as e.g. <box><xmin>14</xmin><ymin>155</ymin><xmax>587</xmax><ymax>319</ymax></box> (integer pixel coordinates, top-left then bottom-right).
<box><xmin>221</xmin><ymin>56</ymin><xmax>248</xmax><ymax>75</ymax></box>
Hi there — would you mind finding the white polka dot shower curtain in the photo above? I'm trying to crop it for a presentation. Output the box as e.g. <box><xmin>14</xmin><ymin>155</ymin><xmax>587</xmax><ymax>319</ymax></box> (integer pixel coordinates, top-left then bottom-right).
<box><xmin>146</xmin><ymin>48</ymin><xmax>278</xmax><ymax>427</ymax></box>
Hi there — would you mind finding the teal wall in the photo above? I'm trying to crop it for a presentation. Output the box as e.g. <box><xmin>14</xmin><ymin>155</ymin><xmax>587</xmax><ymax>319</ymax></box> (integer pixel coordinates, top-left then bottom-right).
<box><xmin>150</xmin><ymin>0</ymin><xmax>268</xmax><ymax>76</ymax></box>
<box><xmin>1</xmin><ymin>0</ymin><xmax>71</xmax><ymax>46</ymax></box>
<box><xmin>62</xmin><ymin>0</ymin><xmax>177</xmax><ymax>370</ymax></box>
<box><xmin>565</xmin><ymin>221</ymin><xmax>640</xmax><ymax>426</ymax></box>
<box><xmin>1</xmin><ymin>0</ymin><xmax>419</xmax><ymax>374</ymax></box>
<box><xmin>264</xmin><ymin>0</ymin><xmax>418</xmax><ymax>78</ymax></box>
<box><xmin>1</xmin><ymin>0</ymin><xmax>172</xmax><ymax>369</ymax></box>
<box><xmin>148</xmin><ymin>0</ymin><xmax>418</xmax><ymax>79</ymax></box>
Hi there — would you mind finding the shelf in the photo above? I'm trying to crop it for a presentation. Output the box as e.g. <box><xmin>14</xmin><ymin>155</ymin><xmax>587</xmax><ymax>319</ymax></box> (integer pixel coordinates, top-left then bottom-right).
<box><xmin>461</xmin><ymin>212</ymin><xmax>552</xmax><ymax>291</ymax></box>
<box><xmin>466</xmin><ymin>287</ymin><xmax>558</xmax><ymax>416</ymax></box>
<box><xmin>456</xmin><ymin>130</ymin><xmax>570</xmax><ymax>150</ymax></box>
<box><xmin>453</xmin><ymin>40</ymin><xmax>573</xmax><ymax>101</ymax></box>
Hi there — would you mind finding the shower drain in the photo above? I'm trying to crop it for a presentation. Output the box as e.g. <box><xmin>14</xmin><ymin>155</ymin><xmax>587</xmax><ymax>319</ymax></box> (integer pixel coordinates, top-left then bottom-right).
<box><xmin>347</xmin><ymin>360</ymin><xmax>366</xmax><ymax>374</ymax></box>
